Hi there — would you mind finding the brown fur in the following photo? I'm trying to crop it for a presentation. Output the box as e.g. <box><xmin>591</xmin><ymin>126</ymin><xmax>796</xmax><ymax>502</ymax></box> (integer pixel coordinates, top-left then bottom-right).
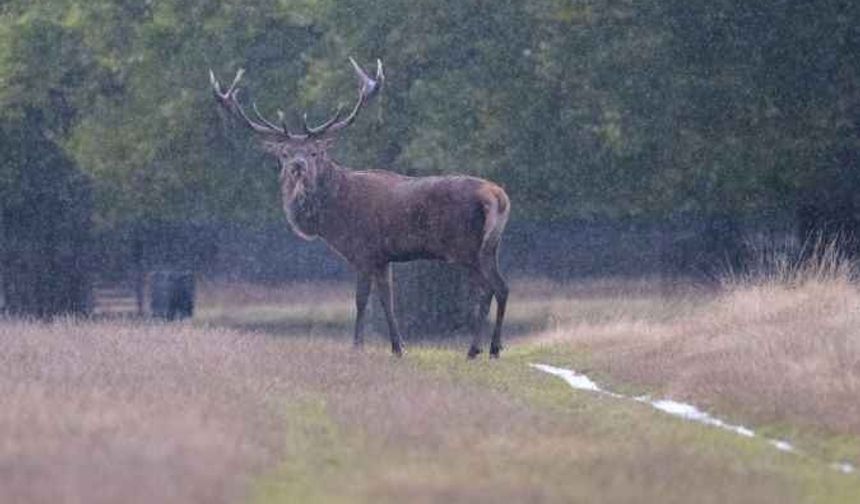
<box><xmin>276</xmin><ymin>146</ymin><xmax>510</xmax><ymax>358</ymax></box>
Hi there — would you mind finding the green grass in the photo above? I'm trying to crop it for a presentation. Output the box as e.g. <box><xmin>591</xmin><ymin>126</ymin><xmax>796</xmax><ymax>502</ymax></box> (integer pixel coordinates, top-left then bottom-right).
<box><xmin>249</xmin><ymin>342</ymin><xmax>860</xmax><ymax>504</ymax></box>
<box><xmin>251</xmin><ymin>397</ymin><xmax>363</xmax><ymax>504</ymax></box>
<box><xmin>413</xmin><ymin>344</ymin><xmax>860</xmax><ymax>495</ymax></box>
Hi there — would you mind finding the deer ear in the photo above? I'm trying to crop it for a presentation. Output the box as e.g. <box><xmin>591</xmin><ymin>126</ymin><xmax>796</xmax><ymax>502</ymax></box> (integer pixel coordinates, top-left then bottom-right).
<box><xmin>260</xmin><ymin>141</ymin><xmax>281</xmax><ymax>155</ymax></box>
<box><xmin>317</xmin><ymin>137</ymin><xmax>336</xmax><ymax>150</ymax></box>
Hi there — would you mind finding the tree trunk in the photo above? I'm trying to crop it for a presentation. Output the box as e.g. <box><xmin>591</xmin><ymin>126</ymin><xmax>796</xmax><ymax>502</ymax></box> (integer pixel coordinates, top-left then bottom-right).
<box><xmin>370</xmin><ymin>261</ymin><xmax>479</xmax><ymax>340</ymax></box>
<box><xmin>0</xmin><ymin>125</ymin><xmax>93</xmax><ymax>318</ymax></box>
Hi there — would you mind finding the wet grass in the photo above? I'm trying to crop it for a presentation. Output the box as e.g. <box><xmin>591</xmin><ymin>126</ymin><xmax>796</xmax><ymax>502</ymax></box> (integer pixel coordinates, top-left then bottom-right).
<box><xmin>196</xmin><ymin>275</ymin><xmax>860</xmax><ymax>479</ymax></box>
<box><xmin>412</xmin><ymin>345</ymin><xmax>860</xmax><ymax>503</ymax></box>
<box><xmin>3</xmin><ymin>273</ymin><xmax>860</xmax><ymax>503</ymax></box>
<box><xmin>535</xmin><ymin>275</ymin><xmax>860</xmax><ymax>467</ymax></box>
<box><xmin>251</xmin><ymin>398</ymin><xmax>363</xmax><ymax>504</ymax></box>
<box><xmin>249</xmin><ymin>341</ymin><xmax>860</xmax><ymax>503</ymax></box>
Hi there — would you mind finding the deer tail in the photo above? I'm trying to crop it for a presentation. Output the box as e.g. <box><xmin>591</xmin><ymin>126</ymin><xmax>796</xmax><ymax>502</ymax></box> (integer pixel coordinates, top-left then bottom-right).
<box><xmin>479</xmin><ymin>184</ymin><xmax>510</xmax><ymax>259</ymax></box>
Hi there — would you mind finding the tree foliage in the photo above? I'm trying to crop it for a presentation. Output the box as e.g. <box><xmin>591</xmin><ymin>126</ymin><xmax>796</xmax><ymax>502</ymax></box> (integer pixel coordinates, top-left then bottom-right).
<box><xmin>1</xmin><ymin>0</ymin><xmax>857</xmax><ymax>226</ymax></box>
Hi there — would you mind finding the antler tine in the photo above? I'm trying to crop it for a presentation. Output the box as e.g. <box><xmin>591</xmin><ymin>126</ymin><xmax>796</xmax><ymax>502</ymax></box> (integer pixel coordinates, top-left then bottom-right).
<box><xmin>348</xmin><ymin>56</ymin><xmax>381</xmax><ymax>98</ymax></box>
<box><xmin>252</xmin><ymin>101</ymin><xmax>288</xmax><ymax>134</ymax></box>
<box><xmin>301</xmin><ymin>112</ymin><xmax>313</xmax><ymax>135</ymax></box>
<box><xmin>227</xmin><ymin>68</ymin><xmax>245</xmax><ymax>94</ymax></box>
<box><xmin>277</xmin><ymin>110</ymin><xmax>291</xmax><ymax>135</ymax></box>
<box><xmin>209</xmin><ymin>69</ymin><xmax>220</xmax><ymax>92</ymax></box>
<box><xmin>210</xmin><ymin>68</ymin><xmax>244</xmax><ymax>101</ymax></box>
<box><xmin>375</xmin><ymin>58</ymin><xmax>384</xmax><ymax>87</ymax></box>
<box><xmin>302</xmin><ymin>105</ymin><xmax>345</xmax><ymax>136</ymax></box>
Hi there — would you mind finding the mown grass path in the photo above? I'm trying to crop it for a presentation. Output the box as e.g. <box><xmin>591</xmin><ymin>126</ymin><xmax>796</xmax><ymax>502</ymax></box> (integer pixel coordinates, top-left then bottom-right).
<box><xmin>253</xmin><ymin>342</ymin><xmax>860</xmax><ymax>504</ymax></box>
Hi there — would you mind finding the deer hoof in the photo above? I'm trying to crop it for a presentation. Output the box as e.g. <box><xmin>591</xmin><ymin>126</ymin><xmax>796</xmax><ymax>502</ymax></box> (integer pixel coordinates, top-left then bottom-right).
<box><xmin>467</xmin><ymin>346</ymin><xmax>483</xmax><ymax>359</ymax></box>
<box><xmin>391</xmin><ymin>345</ymin><xmax>405</xmax><ymax>357</ymax></box>
<box><xmin>489</xmin><ymin>345</ymin><xmax>503</xmax><ymax>359</ymax></box>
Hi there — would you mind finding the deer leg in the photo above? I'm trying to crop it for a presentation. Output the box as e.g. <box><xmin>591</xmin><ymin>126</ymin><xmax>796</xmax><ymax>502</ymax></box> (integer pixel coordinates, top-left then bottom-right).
<box><xmin>353</xmin><ymin>272</ymin><xmax>372</xmax><ymax>349</ymax></box>
<box><xmin>374</xmin><ymin>264</ymin><xmax>405</xmax><ymax>357</ymax></box>
<box><xmin>489</xmin><ymin>281</ymin><xmax>508</xmax><ymax>358</ymax></box>
<box><xmin>467</xmin><ymin>271</ymin><xmax>493</xmax><ymax>359</ymax></box>
<box><xmin>481</xmin><ymin>255</ymin><xmax>508</xmax><ymax>359</ymax></box>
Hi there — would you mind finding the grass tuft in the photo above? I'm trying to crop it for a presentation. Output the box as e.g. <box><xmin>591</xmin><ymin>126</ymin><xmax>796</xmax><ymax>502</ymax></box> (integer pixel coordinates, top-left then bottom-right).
<box><xmin>723</xmin><ymin>234</ymin><xmax>855</xmax><ymax>288</ymax></box>
<box><xmin>544</xmin><ymin>240</ymin><xmax>860</xmax><ymax>465</ymax></box>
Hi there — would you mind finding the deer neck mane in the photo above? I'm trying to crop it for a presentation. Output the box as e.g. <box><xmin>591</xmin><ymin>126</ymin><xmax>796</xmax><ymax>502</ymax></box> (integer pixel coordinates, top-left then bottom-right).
<box><xmin>282</xmin><ymin>158</ymin><xmax>341</xmax><ymax>240</ymax></box>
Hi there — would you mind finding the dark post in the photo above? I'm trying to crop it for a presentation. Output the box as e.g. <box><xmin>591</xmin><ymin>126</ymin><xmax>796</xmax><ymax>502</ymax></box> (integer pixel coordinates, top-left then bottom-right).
<box><xmin>132</xmin><ymin>233</ymin><xmax>145</xmax><ymax>316</ymax></box>
<box><xmin>0</xmin><ymin>208</ymin><xmax>5</xmax><ymax>314</ymax></box>
<box><xmin>149</xmin><ymin>270</ymin><xmax>195</xmax><ymax>320</ymax></box>
<box><xmin>371</xmin><ymin>261</ymin><xmax>479</xmax><ymax>339</ymax></box>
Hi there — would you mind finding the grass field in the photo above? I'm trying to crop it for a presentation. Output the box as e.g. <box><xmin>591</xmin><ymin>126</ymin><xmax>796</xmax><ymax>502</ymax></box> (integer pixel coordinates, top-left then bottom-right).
<box><xmin>2</xmin><ymin>264</ymin><xmax>860</xmax><ymax>503</ymax></box>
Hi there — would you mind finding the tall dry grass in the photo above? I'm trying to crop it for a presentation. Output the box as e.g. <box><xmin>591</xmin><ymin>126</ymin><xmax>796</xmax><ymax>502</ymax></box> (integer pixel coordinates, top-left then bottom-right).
<box><xmin>553</xmin><ymin>240</ymin><xmax>860</xmax><ymax>440</ymax></box>
<box><xmin>0</xmin><ymin>318</ymin><xmax>302</xmax><ymax>504</ymax></box>
<box><xmin>0</xmin><ymin>313</ymin><xmax>827</xmax><ymax>503</ymax></box>
<box><xmin>723</xmin><ymin>234</ymin><xmax>855</xmax><ymax>288</ymax></box>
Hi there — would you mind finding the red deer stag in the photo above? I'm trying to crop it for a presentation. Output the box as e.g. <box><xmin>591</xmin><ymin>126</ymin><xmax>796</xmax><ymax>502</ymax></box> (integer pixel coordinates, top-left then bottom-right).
<box><xmin>210</xmin><ymin>58</ymin><xmax>510</xmax><ymax>358</ymax></box>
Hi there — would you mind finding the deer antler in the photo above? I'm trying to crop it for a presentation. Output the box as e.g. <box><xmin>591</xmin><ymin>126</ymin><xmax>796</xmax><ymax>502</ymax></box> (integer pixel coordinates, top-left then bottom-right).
<box><xmin>210</xmin><ymin>57</ymin><xmax>383</xmax><ymax>140</ymax></box>
<box><xmin>209</xmin><ymin>68</ymin><xmax>295</xmax><ymax>140</ymax></box>
<box><xmin>301</xmin><ymin>57</ymin><xmax>384</xmax><ymax>137</ymax></box>
<box><xmin>302</xmin><ymin>106</ymin><xmax>343</xmax><ymax>136</ymax></box>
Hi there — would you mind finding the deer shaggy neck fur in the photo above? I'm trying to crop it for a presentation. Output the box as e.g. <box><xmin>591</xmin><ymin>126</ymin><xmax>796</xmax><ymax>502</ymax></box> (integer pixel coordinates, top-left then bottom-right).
<box><xmin>281</xmin><ymin>161</ymin><xmax>333</xmax><ymax>240</ymax></box>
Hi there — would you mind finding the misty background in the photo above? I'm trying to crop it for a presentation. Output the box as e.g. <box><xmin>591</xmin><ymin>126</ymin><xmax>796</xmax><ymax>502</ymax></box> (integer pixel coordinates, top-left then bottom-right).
<box><xmin>0</xmin><ymin>0</ymin><xmax>857</xmax><ymax>316</ymax></box>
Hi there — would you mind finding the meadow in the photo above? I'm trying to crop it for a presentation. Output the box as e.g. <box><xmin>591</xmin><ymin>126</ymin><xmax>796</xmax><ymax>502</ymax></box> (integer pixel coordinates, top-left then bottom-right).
<box><xmin>2</xmin><ymin>259</ymin><xmax>860</xmax><ymax>503</ymax></box>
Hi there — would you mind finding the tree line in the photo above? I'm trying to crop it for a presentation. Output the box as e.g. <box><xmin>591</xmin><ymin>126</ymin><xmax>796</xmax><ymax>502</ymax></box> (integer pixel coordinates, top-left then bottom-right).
<box><xmin>1</xmin><ymin>0</ymin><xmax>857</xmax><ymax>228</ymax></box>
